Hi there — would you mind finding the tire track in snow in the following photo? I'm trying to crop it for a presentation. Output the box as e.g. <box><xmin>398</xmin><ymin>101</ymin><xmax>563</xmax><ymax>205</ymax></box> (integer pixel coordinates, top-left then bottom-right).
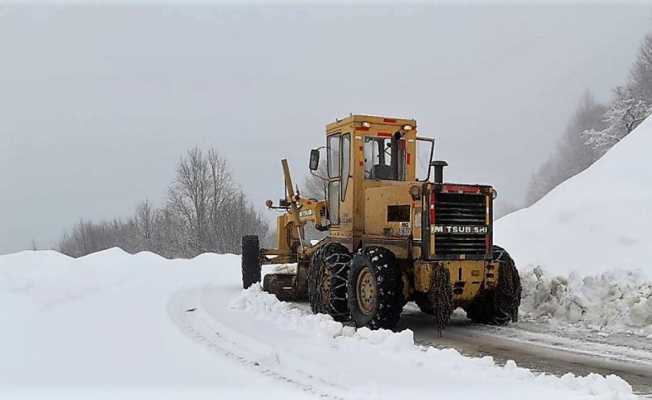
<box><xmin>167</xmin><ymin>287</ymin><xmax>346</xmax><ymax>400</ymax></box>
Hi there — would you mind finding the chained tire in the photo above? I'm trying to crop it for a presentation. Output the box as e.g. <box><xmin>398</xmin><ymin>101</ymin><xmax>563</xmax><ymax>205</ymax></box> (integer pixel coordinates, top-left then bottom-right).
<box><xmin>429</xmin><ymin>264</ymin><xmax>454</xmax><ymax>332</ymax></box>
<box><xmin>347</xmin><ymin>247</ymin><xmax>404</xmax><ymax>330</ymax></box>
<box><xmin>241</xmin><ymin>235</ymin><xmax>261</xmax><ymax>289</ymax></box>
<box><xmin>465</xmin><ymin>245</ymin><xmax>521</xmax><ymax>325</ymax></box>
<box><xmin>308</xmin><ymin>243</ymin><xmax>351</xmax><ymax>321</ymax></box>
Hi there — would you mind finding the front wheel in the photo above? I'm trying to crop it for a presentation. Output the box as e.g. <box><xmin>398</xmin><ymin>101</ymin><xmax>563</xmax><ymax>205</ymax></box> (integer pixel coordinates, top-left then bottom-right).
<box><xmin>347</xmin><ymin>247</ymin><xmax>404</xmax><ymax>330</ymax></box>
<box><xmin>308</xmin><ymin>243</ymin><xmax>351</xmax><ymax>321</ymax></box>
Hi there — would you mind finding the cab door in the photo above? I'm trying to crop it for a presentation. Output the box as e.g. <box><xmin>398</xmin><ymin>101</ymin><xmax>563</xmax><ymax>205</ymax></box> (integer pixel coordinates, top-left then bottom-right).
<box><xmin>327</xmin><ymin>133</ymin><xmax>352</xmax><ymax>227</ymax></box>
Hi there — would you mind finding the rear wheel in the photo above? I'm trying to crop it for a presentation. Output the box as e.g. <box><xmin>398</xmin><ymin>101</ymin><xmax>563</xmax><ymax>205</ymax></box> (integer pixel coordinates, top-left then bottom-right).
<box><xmin>308</xmin><ymin>243</ymin><xmax>351</xmax><ymax>321</ymax></box>
<box><xmin>465</xmin><ymin>245</ymin><xmax>521</xmax><ymax>325</ymax></box>
<box><xmin>241</xmin><ymin>236</ymin><xmax>261</xmax><ymax>289</ymax></box>
<box><xmin>347</xmin><ymin>247</ymin><xmax>404</xmax><ymax>330</ymax></box>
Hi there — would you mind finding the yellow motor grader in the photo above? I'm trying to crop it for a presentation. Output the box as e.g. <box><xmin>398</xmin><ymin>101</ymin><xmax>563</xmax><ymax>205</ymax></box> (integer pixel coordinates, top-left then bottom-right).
<box><xmin>241</xmin><ymin>115</ymin><xmax>521</xmax><ymax>330</ymax></box>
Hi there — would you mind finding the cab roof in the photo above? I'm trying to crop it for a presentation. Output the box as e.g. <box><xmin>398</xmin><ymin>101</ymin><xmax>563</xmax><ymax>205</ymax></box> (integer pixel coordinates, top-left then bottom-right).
<box><xmin>326</xmin><ymin>114</ymin><xmax>417</xmax><ymax>133</ymax></box>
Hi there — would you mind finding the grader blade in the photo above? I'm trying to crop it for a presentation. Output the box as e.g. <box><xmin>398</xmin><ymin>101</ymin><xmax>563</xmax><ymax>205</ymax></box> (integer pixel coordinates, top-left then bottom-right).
<box><xmin>263</xmin><ymin>273</ymin><xmax>302</xmax><ymax>302</ymax></box>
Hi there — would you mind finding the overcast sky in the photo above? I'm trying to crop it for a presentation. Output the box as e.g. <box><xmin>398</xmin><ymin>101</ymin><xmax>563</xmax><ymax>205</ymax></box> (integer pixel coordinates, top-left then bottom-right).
<box><xmin>1</xmin><ymin>4</ymin><xmax>650</xmax><ymax>254</ymax></box>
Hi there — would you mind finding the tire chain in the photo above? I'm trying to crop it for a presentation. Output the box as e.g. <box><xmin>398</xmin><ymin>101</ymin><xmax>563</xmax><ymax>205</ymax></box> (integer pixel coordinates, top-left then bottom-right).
<box><xmin>363</xmin><ymin>247</ymin><xmax>404</xmax><ymax>330</ymax></box>
<box><xmin>427</xmin><ymin>264</ymin><xmax>453</xmax><ymax>336</ymax></box>
<box><xmin>494</xmin><ymin>246</ymin><xmax>522</xmax><ymax>323</ymax></box>
<box><xmin>308</xmin><ymin>243</ymin><xmax>351</xmax><ymax>321</ymax></box>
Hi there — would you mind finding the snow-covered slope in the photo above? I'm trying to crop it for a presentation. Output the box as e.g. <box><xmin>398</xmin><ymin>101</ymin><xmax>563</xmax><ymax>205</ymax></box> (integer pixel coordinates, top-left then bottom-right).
<box><xmin>0</xmin><ymin>249</ymin><xmax>639</xmax><ymax>399</ymax></box>
<box><xmin>495</xmin><ymin>117</ymin><xmax>652</xmax><ymax>335</ymax></box>
<box><xmin>496</xmin><ymin>117</ymin><xmax>652</xmax><ymax>277</ymax></box>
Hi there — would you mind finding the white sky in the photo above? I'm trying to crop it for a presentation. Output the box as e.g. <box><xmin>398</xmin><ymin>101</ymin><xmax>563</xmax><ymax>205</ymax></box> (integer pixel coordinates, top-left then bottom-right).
<box><xmin>1</xmin><ymin>4</ymin><xmax>650</xmax><ymax>253</ymax></box>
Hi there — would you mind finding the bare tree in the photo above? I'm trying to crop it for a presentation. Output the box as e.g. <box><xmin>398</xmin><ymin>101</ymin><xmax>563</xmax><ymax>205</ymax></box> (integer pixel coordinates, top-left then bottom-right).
<box><xmin>135</xmin><ymin>199</ymin><xmax>155</xmax><ymax>252</ymax></box>
<box><xmin>206</xmin><ymin>149</ymin><xmax>236</xmax><ymax>252</ymax></box>
<box><xmin>59</xmin><ymin>146</ymin><xmax>268</xmax><ymax>258</ymax></box>
<box><xmin>168</xmin><ymin>147</ymin><xmax>212</xmax><ymax>254</ymax></box>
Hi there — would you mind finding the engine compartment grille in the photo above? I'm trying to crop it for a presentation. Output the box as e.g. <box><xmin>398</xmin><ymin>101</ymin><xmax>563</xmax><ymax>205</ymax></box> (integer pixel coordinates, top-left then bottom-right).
<box><xmin>434</xmin><ymin>193</ymin><xmax>487</xmax><ymax>257</ymax></box>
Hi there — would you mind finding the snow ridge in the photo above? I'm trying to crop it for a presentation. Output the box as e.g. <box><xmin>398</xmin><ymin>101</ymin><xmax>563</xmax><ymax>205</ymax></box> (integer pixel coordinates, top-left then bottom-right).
<box><xmin>229</xmin><ymin>286</ymin><xmax>637</xmax><ymax>399</ymax></box>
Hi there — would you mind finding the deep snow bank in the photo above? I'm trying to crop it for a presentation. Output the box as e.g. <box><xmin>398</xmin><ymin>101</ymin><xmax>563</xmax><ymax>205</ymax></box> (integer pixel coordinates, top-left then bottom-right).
<box><xmin>227</xmin><ymin>286</ymin><xmax>636</xmax><ymax>400</ymax></box>
<box><xmin>495</xmin><ymin>117</ymin><xmax>652</xmax><ymax>334</ymax></box>
<box><xmin>0</xmin><ymin>249</ymin><xmax>311</xmax><ymax>399</ymax></box>
<box><xmin>496</xmin><ymin>117</ymin><xmax>652</xmax><ymax>277</ymax></box>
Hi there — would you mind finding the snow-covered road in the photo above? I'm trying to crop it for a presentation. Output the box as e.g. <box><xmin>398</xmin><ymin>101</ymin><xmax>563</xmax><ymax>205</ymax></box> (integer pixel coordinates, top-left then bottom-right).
<box><xmin>169</xmin><ymin>281</ymin><xmax>644</xmax><ymax>399</ymax></box>
<box><xmin>2</xmin><ymin>249</ymin><xmax>648</xmax><ymax>399</ymax></box>
<box><xmin>401</xmin><ymin>308</ymin><xmax>652</xmax><ymax>395</ymax></box>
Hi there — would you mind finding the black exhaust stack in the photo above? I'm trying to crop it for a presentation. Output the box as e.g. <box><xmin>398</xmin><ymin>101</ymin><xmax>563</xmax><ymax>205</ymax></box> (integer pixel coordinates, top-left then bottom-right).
<box><xmin>431</xmin><ymin>161</ymin><xmax>448</xmax><ymax>184</ymax></box>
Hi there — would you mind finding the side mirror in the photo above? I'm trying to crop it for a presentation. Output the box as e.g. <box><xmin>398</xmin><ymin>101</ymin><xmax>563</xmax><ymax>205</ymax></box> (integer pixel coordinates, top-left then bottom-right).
<box><xmin>309</xmin><ymin>149</ymin><xmax>320</xmax><ymax>171</ymax></box>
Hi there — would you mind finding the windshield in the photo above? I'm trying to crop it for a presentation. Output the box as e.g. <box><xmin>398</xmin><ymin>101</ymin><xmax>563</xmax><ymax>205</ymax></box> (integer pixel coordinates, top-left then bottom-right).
<box><xmin>364</xmin><ymin>136</ymin><xmax>406</xmax><ymax>181</ymax></box>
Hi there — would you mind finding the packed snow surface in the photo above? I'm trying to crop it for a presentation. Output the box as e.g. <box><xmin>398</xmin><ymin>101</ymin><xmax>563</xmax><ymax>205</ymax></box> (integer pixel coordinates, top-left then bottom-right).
<box><xmin>0</xmin><ymin>249</ymin><xmax>640</xmax><ymax>399</ymax></box>
<box><xmin>496</xmin><ymin>117</ymin><xmax>652</xmax><ymax>278</ymax></box>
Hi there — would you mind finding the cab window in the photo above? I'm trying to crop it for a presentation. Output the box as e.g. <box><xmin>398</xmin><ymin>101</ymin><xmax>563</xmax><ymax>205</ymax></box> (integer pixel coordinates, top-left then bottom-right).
<box><xmin>326</xmin><ymin>133</ymin><xmax>352</xmax><ymax>224</ymax></box>
<box><xmin>327</xmin><ymin>134</ymin><xmax>340</xmax><ymax>178</ymax></box>
<box><xmin>341</xmin><ymin>134</ymin><xmax>351</xmax><ymax>200</ymax></box>
<box><xmin>364</xmin><ymin>134</ymin><xmax>406</xmax><ymax>181</ymax></box>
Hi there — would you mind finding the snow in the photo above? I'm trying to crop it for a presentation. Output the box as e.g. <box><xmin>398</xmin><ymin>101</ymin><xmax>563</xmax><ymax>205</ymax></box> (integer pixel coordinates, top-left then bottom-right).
<box><xmin>0</xmin><ymin>249</ymin><xmax>641</xmax><ymax>399</ymax></box>
<box><xmin>520</xmin><ymin>267</ymin><xmax>652</xmax><ymax>336</ymax></box>
<box><xmin>496</xmin><ymin>116</ymin><xmax>652</xmax><ymax>278</ymax></box>
<box><xmin>495</xmin><ymin>116</ymin><xmax>652</xmax><ymax>335</ymax></box>
<box><xmin>0</xmin><ymin>249</ymin><xmax>311</xmax><ymax>400</ymax></box>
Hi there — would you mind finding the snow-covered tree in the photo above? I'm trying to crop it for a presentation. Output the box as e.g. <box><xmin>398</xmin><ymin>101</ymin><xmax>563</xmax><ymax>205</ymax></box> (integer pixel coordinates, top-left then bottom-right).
<box><xmin>629</xmin><ymin>33</ymin><xmax>652</xmax><ymax>103</ymax></box>
<box><xmin>581</xmin><ymin>88</ymin><xmax>650</xmax><ymax>155</ymax></box>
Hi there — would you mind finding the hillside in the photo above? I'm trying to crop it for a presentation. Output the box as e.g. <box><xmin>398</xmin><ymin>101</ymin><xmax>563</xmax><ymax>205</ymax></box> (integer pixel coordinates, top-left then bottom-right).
<box><xmin>496</xmin><ymin>117</ymin><xmax>652</xmax><ymax>277</ymax></box>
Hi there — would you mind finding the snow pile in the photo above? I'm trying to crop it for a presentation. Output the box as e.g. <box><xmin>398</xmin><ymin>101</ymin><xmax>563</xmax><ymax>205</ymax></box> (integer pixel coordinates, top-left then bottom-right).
<box><xmin>495</xmin><ymin>117</ymin><xmax>652</xmax><ymax>334</ymax></box>
<box><xmin>496</xmin><ymin>117</ymin><xmax>652</xmax><ymax>277</ymax></box>
<box><xmin>227</xmin><ymin>286</ymin><xmax>636</xmax><ymax>399</ymax></box>
<box><xmin>0</xmin><ymin>249</ymin><xmax>312</xmax><ymax>400</ymax></box>
<box><xmin>520</xmin><ymin>267</ymin><xmax>652</xmax><ymax>336</ymax></box>
<box><xmin>229</xmin><ymin>286</ymin><xmax>413</xmax><ymax>348</ymax></box>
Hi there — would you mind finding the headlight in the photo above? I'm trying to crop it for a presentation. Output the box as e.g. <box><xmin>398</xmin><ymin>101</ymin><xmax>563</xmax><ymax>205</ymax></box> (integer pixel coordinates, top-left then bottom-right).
<box><xmin>402</xmin><ymin>124</ymin><xmax>413</xmax><ymax>131</ymax></box>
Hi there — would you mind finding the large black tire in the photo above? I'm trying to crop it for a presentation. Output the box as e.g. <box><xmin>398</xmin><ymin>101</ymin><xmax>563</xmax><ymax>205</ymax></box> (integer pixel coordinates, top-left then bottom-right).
<box><xmin>347</xmin><ymin>247</ymin><xmax>404</xmax><ymax>330</ymax></box>
<box><xmin>308</xmin><ymin>243</ymin><xmax>351</xmax><ymax>321</ymax></box>
<box><xmin>241</xmin><ymin>235</ymin><xmax>261</xmax><ymax>289</ymax></box>
<box><xmin>465</xmin><ymin>245</ymin><xmax>521</xmax><ymax>325</ymax></box>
